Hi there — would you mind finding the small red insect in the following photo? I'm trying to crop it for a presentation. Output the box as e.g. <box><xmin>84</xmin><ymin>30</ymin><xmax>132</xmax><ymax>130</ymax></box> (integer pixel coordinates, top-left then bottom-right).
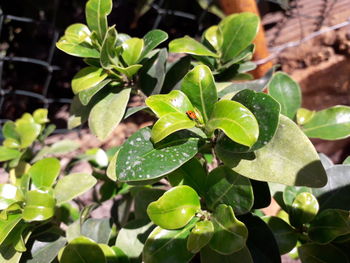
<box><xmin>186</xmin><ymin>110</ymin><xmax>197</xmax><ymax>120</ymax></box>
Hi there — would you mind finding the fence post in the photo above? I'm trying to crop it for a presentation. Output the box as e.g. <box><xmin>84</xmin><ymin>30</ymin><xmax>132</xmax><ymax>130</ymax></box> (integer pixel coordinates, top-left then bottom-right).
<box><xmin>218</xmin><ymin>0</ymin><xmax>272</xmax><ymax>78</ymax></box>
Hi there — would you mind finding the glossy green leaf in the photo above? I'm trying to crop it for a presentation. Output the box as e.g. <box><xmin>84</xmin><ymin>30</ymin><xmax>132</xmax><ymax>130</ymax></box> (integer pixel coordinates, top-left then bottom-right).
<box><xmin>167</xmin><ymin>158</ymin><xmax>207</xmax><ymax>197</ymax></box>
<box><xmin>64</xmin><ymin>23</ymin><xmax>91</xmax><ymax>44</ymax></box>
<box><xmin>298</xmin><ymin>243</ymin><xmax>348</xmax><ymax>263</ymax></box>
<box><xmin>206</xmin><ymin>166</ymin><xmax>253</xmax><ymax>215</ymax></box>
<box><xmin>141</xmin><ymin>29</ymin><xmax>168</xmax><ymax>59</ymax></box>
<box><xmin>206</xmin><ymin>100</ymin><xmax>259</xmax><ymax>147</ymax></box>
<box><xmin>15</xmin><ymin>115</ymin><xmax>41</xmax><ymax>148</ymax></box>
<box><xmin>27</xmin><ymin>237</ymin><xmax>67</xmax><ymax>263</ymax></box>
<box><xmin>0</xmin><ymin>147</ymin><xmax>21</xmax><ymax>162</ymax></box>
<box><xmin>309</xmin><ymin>209</ymin><xmax>350</xmax><ymax>244</ymax></box>
<box><xmin>115</xmin><ymin>219</ymin><xmax>154</xmax><ymax>260</ymax></box>
<box><xmin>181</xmin><ymin>65</ymin><xmax>217</xmax><ymax>122</ymax></box>
<box><xmin>204</xmin><ymin>25</ymin><xmax>222</xmax><ymax>51</ymax></box>
<box><xmin>56</xmin><ymin>37</ymin><xmax>100</xmax><ymax>58</ymax></box>
<box><xmin>219</xmin><ymin>13</ymin><xmax>259</xmax><ymax>63</ymax></box>
<box><xmin>231</xmin><ymin>115</ymin><xmax>327</xmax><ymax>187</ymax></box>
<box><xmin>187</xmin><ymin>220</ymin><xmax>214</xmax><ymax>253</ymax></box>
<box><xmin>133</xmin><ymin>187</ymin><xmax>165</xmax><ymax>220</ymax></box>
<box><xmin>290</xmin><ymin>192</ymin><xmax>319</xmax><ymax>227</ymax></box>
<box><xmin>114</xmin><ymin>64</ymin><xmax>142</xmax><ymax>78</ymax></box>
<box><xmin>210</xmin><ymin>204</ymin><xmax>248</xmax><ymax>255</ymax></box>
<box><xmin>147</xmin><ymin>185</ymin><xmax>200</xmax><ymax>229</ymax></box>
<box><xmin>0</xmin><ymin>213</ymin><xmax>22</xmax><ymax>245</ymax></box>
<box><xmin>302</xmin><ymin>106</ymin><xmax>350</xmax><ymax>140</ymax></box>
<box><xmin>100</xmin><ymin>27</ymin><xmax>119</xmax><ymax>69</ymax></box>
<box><xmin>143</xmin><ymin>217</ymin><xmax>198</xmax><ymax>263</ymax></box>
<box><xmin>313</xmin><ymin>164</ymin><xmax>350</xmax><ymax>210</ymax></box>
<box><xmin>54</xmin><ymin>173</ymin><xmax>97</xmax><ymax>205</ymax></box>
<box><xmin>116</xmin><ymin>127</ymin><xmax>200</xmax><ymax>183</ymax></box>
<box><xmin>169</xmin><ymin>36</ymin><xmax>219</xmax><ymax>57</ymax></box>
<box><xmin>22</xmin><ymin>190</ymin><xmax>55</xmax><ymax>222</ymax></box>
<box><xmin>296</xmin><ymin>108</ymin><xmax>315</xmax><ymax>125</ymax></box>
<box><xmin>122</xmin><ymin>38</ymin><xmax>144</xmax><ymax>65</ymax></box>
<box><xmin>88</xmin><ymin>88</ymin><xmax>130</xmax><ymax>140</ymax></box>
<box><xmin>262</xmin><ymin>216</ymin><xmax>298</xmax><ymax>254</ymax></box>
<box><xmin>200</xmin><ymin>245</ymin><xmax>253</xmax><ymax>263</ymax></box>
<box><xmin>29</xmin><ymin>158</ymin><xmax>60</xmax><ymax>189</ymax></box>
<box><xmin>145</xmin><ymin>90</ymin><xmax>194</xmax><ymax>118</ymax></box>
<box><xmin>85</xmin><ymin>0</ymin><xmax>112</xmax><ymax>42</ymax></box>
<box><xmin>72</xmin><ymin>66</ymin><xmax>108</xmax><ymax>94</ymax></box>
<box><xmin>99</xmin><ymin>244</ymin><xmax>129</xmax><ymax>263</ymax></box>
<box><xmin>151</xmin><ymin>112</ymin><xmax>195</xmax><ymax>143</ymax></box>
<box><xmin>79</xmin><ymin>79</ymin><xmax>112</xmax><ymax>106</ymax></box>
<box><xmin>60</xmin><ymin>236</ymin><xmax>106</xmax><ymax>263</ymax></box>
<box><xmin>81</xmin><ymin>218</ymin><xmax>112</xmax><ymax>244</ymax></box>
<box><xmin>268</xmin><ymin>72</ymin><xmax>301</xmax><ymax>119</ymax></box>
<box><xmin>2</xmin><ymin>121</ymin><xmax>19</xmax><ymax>141</ymax></box>
<box><xmin>219</xmin><ymin>44</ymin><xmax>255</xmax><ymax>72</ymax></box>
<box><xmin>283</xmin><ymin>186</ymin><xmax>311</xmax><ymax>211</ymax></box>
<box><xmin>0</xmin><ymin>184</ymin><xmax>23</xmax><ymax>210</ymax></box>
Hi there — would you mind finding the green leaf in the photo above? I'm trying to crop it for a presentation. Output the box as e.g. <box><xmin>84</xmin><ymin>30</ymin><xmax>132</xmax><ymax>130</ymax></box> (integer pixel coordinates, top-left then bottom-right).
<box><xmin>33</xmin><ymin>140</ymin><xmax>81</xmax><ymax>162</ymax></box>
<box><xmin>298</xmin><ymin>243</ymin><xmax>348</xmax><ymax>263</ymax></box>
<box><xmin>56</xmin><ymin>37</ymin><xmax>100</xmax><ymax>58</ymax></box>
<box><xmin>88</xmin><ymin>88</ymin><xmax>131</xmax><ymax>140</ymax></box>
<box><xmin>206</xmin><ymin>166</ymin><xmax>253</xmax><ymax>215</ymax></box>
<box><xmin>151</xmin><ymin>112</ymin><xmax>195</xmax><ymax>143</ymax></box>
<box><xmin>143</xmin><ymin>217</ymin><xmax>198</xmax><ymax>263</ymax></box>
<box><xmin>81</xmin><ymin>218</ymin><xmax>112</xmax><ymax>244</ymax></box>
<box><xmin>85</xmin><ymin>0</ymin><xmax>112</xmax><ymax>43</ymax></box>
<box><xmin>29</xmin><ymin>158</ymin><xmax>61</xmax><ymax>189</ymax></box>
<box><xmin>290</xmin><ymin>192</ymin><xmax>319</xmax><ymax>227</ymax></box>
<box><xmin>26</xmin><ymin>237</ymin><xmax>67</xmax><ymax>263</ymax></box>
<box><xmin>99</xmin><ymin>244</ymin><xmax>129</xmax><ymax>263</ymax></box>
<box><xmin>116</xmin><ymin>127</ymin><xmax>200</xmax><ymax>183</ymax></box>
<box><xmin>54</xmin><ymin>173</ymin><xmax>97</xmax><ymax>205</ymax></box>
<box><xmin>145</xmin><ymin>90</ymin><xmax>194</xmax><ymax>118</ymax></box>
<box><xmin>0</xmin><ymin>147</ymin><xmax>21</xmax><ymax>162</ymax></box>
<box><xmin>210</xmin><ymin>204</ymin><xmax>248</xmax><ymax>255</ymax></box>
<box><xmin>302</xmin><ymin>106</ymin><xmax>350</xmax><ymax>140</ymax></box>
<box><xmin>343</xmin><ymin>157</ymin><xmax>350</xmax><ymax>165</ymax></box>
<box><xmin>141</xmin><ymin>29</ymin><xmax>168</xmax><ymax>59</ymax></box>
<box><xmin>79</xmin><ymin>79</ymin><xmax>112</xmax><ymax>105</ymax></box>
<box><xmin>60</xmin><ymin>236</ymin><xmax>106</xmax><ymax>263</ymax></box>
<box><xmin>72</xmin><ymin>66</ymin><xmax>108</xmax><ymax>94</ymax></box>
<box><xmin>200</xmin><ymin>245</ymin><xmax>253</xmax><ymax>263</ymax></box>
<box><xmin>122</xmin><ymin>38</ymin><xmax>144</xmax><ymax>65</ymax></box>
<box><xmin>283</xmin><ymin>186</ymin><xmax>311</xmax><ymax>211</ymax></box>
<box><xmin>262</xmin><ymin>216</ymin><xmax>298</xmax><ymax>254</ymax></box>
<box><xmin>204</xmin><ymin>25</ymin><xmax>222</xmax><ymax>51</ymax></box>
<box><xmin>115</xmin><ymin>219</ymin><xmax>154</xmax><ymax>260</ymax></box>
<box><xmin>187</xmin><ymin>220</ymin><xmax>214</xmax><ymax>253</ymax></box>
<box><xmin>33</xmin><ymin>108</ymin><xmax>49</xmax><ymax>124</ymax></box>
<box><xmin>0</xmin><ymin>213</ymin><xmax>22</xmax><ymax>245</ymax></box>
<box><xmin>133</xmin><ymin>187</ymin><xmax>165</xmax><ymax>220</ymax></box>
<box><xmin>15</xmin><ymin>114</ymin><xmax>41</xmax><ymax>148</ymax></box>
<box><xmin>106</xmin><ymin>150</ymin><xmax>119</xmax><ymax>181</ymax></box>
<box><xmin>147</xmin><ymin>185</ymin><xmax>200</xmax><ymax>229</ymax></box>
<box><xmin>22</xmin><ymin>190</ymin><xmax>55</xmax><ymax>222</ymax></box>
<box><xmin>206</xmin><ymin>100</ymin><xmax>259</xmax><ymax>147</ymax></box>
<box><xmin>231</xmin><ymin>115</ymin><xmax>327</xmax><ymax>187</ymax></box>
<box><xmin>2</xmin><ymin>121</ymin><xmax>20</xmax><ymax>141</ymax></box>
<box><xmin>313</xmin><ymin>165</ymin><xmax>350</xmax><ymax>210</ymax></box>
<box><xmin>100</xmin><ymin>27</ymin><xmax>119</xmax><ymax>69</ymax></box>
<box><xmin>219</xmin><ymin>13</ymin><xmax>259</xmax><ymax>63</ymax></box>
<box><xmin>268</xmin><ymin>72</ymin><xmax>301</xmax><ymax>119</ymax></box>
<box><xmin>308</xmin><ymin>209</ymin><xmax>350</xmax><ymax>244</ymax></box>
<box><xmin>296</xmin><ymin>108</ymin><xmax>315</xmax><ymax>125</ymax></box>
<box><xmin>114</xmin><ymin>64</ymin><xmax>142</xmax><ymax>78</ymax></box>
<box><xmin>181</xmin><ymin>65</ymin><xmax>217</xmax><ymax>122</ymax></box>
<box><xmin>64</xmin><ymin>23</ymin><xmax>92</xmax><ymax>44</ymax></box>
<box><xmin>0</xmin><ymin>184</ymin><xmax>23</xmax><ymax>210</ymax></box>
<box><xmin>169</xmin><ymin>36</ymin><xmax>219</xmax><ymax>57</ymax></box>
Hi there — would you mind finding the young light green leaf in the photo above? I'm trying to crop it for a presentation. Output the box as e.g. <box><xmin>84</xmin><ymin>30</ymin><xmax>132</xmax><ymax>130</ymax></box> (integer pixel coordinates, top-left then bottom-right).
<box><xmin>181</xmin><ymin>65</ymin><xmax>217</xmax><ymax>122</ymax></box>
<box><xmin>99</xmin><ymin>244</ymin><xmax>129</xmax><ymax>263</ymax></box>
<box><xmin>64</xmin><ymin>23</ymin><xmax>92</xmax><ymax>44</ymax></box>
<box><xmin>88</xmin><ymin>88</ymin><xmax>131</xmax><ymax>140</ymax></box>
<box><xmin>219</xmin><ymin>13</ymin><xmax>259</xmax><ymax>63</ymax></box>
<box><xmin>290</xmin><ymin>192</ymin><xmax>319</xmax><ymax>227</ymax></box>
<box><xmin>206</xmin><ymin>100</ymin><xmax>259</xmax><ymax>147</ymax></box>
<box><xmin>33</xmin><ymin>108</ymin><xmax>49</xmax><ymax>124</ymax></box>
<box><xmin>0</xmin><ymin>147</ymin><xmax>21</xmax><ymax>162</ymax></box>
<box><xmin>85</xmin><ymin>0</ymin><xmax>112</xmax><ymax>43</ymax></box>
<box><xmin>143</xmin><ymin>217</ymin><xmax>198</xmax><ymax>263</ymax></box>
<box><xmin>22</xmin><ymin>190</ymin><xmax>56</xmax><ymax>222</ymax></box>
<box><xmin>114</xmin><ymin>64</ymin><xmax>142</xmax><ymax>78</ymax></box>
<box><xmin>169</xmin><ymin>36</ymin><xmax>219</xmax><ymax>57</ymax></box>
<box><xmin>29</xmin><ymin>158</ymin><xmax>61</xmax><ymax>189</ymax></box>
<box><xmin>116</xmin><ymin>127</ymin><xmax>200</xmax><ymax>183</ymax></box>
<box><xmin>2</xmin><ymin>121</ymin><xmax>20</xmax><ymax>141</ymax></box>
<box><xmin>54</xmin><ymin>173</ymin><xmax>97</xmax><ymax>205</ymax></box>
<box><xmin>147</xmin><ymin>185</ymin><xmax>200</xmax><ymax>229</ymax></box>
<box><xmin>302</xmin><ymin>106</ymin><xmax>350</xmax><ymax>140</ymax></box>
<box><xmin>0</xmin><ymin>213</ymin><xmax>22</xmax><ymax>245</ymax></box>
<box><xmin>141</xmin><ymin>29</ymin><xmax>168</xmax><ymax>59</ymax></box>
<box><xmin>151</xmin><ymin>112</ymin><xmax>195</xmax><ymax>143</ymax></box>
<box><xmin>209</xmin><ymin>204</ymin><xmax>248</xmax><ymax>255</ymax></box>
<box><xmin>122</xmin><ymin>38</ymin><xmax>144</xmax><ymax>65</ymax></box>
<box><xmin>268</xmin><ymin>72</ymin><xmax>301</xmax><ymax>119</ymax></box>
<box><xmin>231</xmin><ymin>115</ymin><xmax>327</xmax><ymax>187</ymax></box>
<box><xmin>100</xmin><ymin>27</ymin><xmax>119</xmax><ymax>69</ymax></box>
<box><xmin>78</xmin><ymin>79</ymin><xmax>112</xmax><ymax>106</ymax></box>
<box><xmin>296</xmin><ymin>108</ymin><xmax>315</xmax><ymax>125</ymax></box>
<box><xmin>0</xmin><ymin>184</ymin><xmax>23</xmax><ymax>210</ymax></box>
<box><xmin>56</xmin><ymin>37</ymin><xmax>100</xmax><ymax>58</ymax></box>
<box><xmin>145</xmin><ymin>90</ymin><xmax>194</xmax><ymax>118</ymax></box>
<box><xmin>15</xmin><ymin>115</ymin><xmax>41</xmax><ymax>148</ymax></box>
<box><xmin>206</xmin><ymin>166</ymin><xmax>253</xmax><ymax>215</ymax></box>
<box><xmin>72</xmin><ymin>66</ymin><xmax>108</xmax><ymax>94</ymax></box>
<box><xmin>204</xmin><ymin>25</ymin><xmax>222</xmax><ymax>51</ymax></box>
<box><xmin>187</xmin><ymin>220</ymin><xmax>214</xmax><ymax>254</ymax></box>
